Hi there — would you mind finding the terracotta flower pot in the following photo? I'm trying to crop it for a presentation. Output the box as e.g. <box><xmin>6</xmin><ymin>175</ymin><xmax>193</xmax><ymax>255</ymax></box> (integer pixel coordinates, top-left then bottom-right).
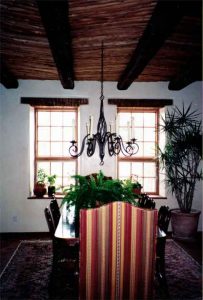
<box><xmin>132</xmin><ymin>188</ymin><xmax>141</xmax><ymax>195</ymax></box>
<box><xmin>33</xmin><ymin>183</ymin><xmax>46</xmax><ymax>198</ymax></box>
<box><xmin>171</xmin><ymin>209</ymin><xmax>201</xmax><ymax>241</ymax></box>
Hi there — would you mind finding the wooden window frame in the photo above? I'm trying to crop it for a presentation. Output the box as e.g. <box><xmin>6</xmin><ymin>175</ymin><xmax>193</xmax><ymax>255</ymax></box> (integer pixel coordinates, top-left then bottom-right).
<box><xmin>34</xmin><ymin>106</ymin><xmax>78</xmax><ymax>191</ymax></box>
<box><xmin>117</xmin><ymin>107</ymin><xmax>160</xmax><ymax>195</ymax></box>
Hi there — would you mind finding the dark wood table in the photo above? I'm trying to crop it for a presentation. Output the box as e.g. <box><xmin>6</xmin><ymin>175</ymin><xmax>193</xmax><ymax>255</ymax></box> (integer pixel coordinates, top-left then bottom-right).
<box><xmin>55</xmin><ymin>205</ymin><xmax>79</xmax><ymax>245</ymax></box>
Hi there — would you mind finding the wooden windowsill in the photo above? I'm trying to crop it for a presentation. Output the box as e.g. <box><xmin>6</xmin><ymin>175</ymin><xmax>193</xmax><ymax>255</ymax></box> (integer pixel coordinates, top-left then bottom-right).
<box><xmin>27</xmin><ymin>195</ymin><xmax>64</xmax><ymax>200</ymax></box>
<box><xmin>148</xmin><ymin>195</ymin><xmax>167</xmax><ymax>200</ymax></box>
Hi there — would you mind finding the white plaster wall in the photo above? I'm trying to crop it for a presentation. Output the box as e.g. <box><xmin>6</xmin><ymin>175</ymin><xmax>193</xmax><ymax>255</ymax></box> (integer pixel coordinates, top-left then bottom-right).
<box><xmin>0</xmin><ymin>80</ymin><xmax>202</xmax><ymax>232</ymax></box>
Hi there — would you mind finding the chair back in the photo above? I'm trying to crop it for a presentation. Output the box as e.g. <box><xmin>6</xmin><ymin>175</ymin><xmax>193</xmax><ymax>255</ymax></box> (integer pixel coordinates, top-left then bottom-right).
<box><xmin>79</xmin><ymin>201</ymin><xmax>158</xmax><ymax>300</ymax></box>
<box><xmin>44</xmin><ymin>207</ymin><xmax>55</xmax><ymax>237</ymax></box>
<box><xmin>50</xmin><ymin>198</ymin><xmax>60</xmax><ymax>228</ymax></box>
<box><xmin>158</xmin><ymin>206</ymin><xmax>171</xmax><ymax>233</ymax></box>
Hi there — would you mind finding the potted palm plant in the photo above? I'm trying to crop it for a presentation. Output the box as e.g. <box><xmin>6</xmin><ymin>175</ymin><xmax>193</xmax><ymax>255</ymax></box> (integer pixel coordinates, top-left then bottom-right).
<box><xmin>33</xmin><ymin>168</ymin><xmax>47</xmax><ymax>197</ymax></box>
<box><xmin>159</xmin><ymin>104</ymin><xmax>202</xmax><ymax>241</ymax></box>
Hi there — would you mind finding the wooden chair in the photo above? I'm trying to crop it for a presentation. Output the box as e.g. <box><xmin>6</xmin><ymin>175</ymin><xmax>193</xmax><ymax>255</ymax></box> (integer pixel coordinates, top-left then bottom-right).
<box><xmin>79</xmin><ymin>201</ymin><xmax>158</xmax><ymax>300</ymax></box>
<box><xmin>156</xmin><ymin>206</ymin><xmax>171</xmax><ymax>289</ymax></box>
<box><xmin>49</xmin><ymin>198</ymin><xmax>60</xmax><ymax>229</ymax></box>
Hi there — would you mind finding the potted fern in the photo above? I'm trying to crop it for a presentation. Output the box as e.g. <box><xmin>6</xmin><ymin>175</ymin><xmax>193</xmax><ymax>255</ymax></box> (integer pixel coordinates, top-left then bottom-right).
<box><xmin>62</xmin><ymin>171</ymin><xmax>139</xmax><ymax>236</ymax></box>
<box><xmin>159</xmin><ymin>104</ymin><xmax>202</xmax><ymax>241</ymax></box>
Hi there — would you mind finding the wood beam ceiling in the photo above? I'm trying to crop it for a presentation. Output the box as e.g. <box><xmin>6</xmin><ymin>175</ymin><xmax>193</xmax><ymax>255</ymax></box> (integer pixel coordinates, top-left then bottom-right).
<box><xmin>117</xmin><ymin>0</ymin><xmax>201</xmax><ymax>90</ymax></box>
<box><xmin>36</xmin><ymin>0</ymin><xmax>74</xmax><ymax>89</ymax></box>
<box><xmin>168</xmin><ymin>57</ymin><xmax>202</xmax><ymax>90</ymax></box>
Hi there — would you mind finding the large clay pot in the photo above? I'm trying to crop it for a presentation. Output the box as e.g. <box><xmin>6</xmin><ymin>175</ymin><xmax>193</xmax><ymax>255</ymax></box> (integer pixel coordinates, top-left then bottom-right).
<box><xmin>171</xmin><ymin>209</ymin><xmax>201</xmax><ymax>241</ymax></box>
<box><xmin>33</xmin><ymin>182</ymin><xmax>46</xmax><ymax>197</ymax></box>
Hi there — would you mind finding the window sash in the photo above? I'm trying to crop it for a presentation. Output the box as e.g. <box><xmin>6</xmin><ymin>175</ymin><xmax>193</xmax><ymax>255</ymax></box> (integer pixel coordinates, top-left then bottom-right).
<box><xmin>117</xmin><ymin>107</ymin><xmax>159</xmax><ymax>195</ymax></box>
<box><xmin>34</xmin><ymin>107</ymin><xmax>78</xmax><ymax>192</ymax></box>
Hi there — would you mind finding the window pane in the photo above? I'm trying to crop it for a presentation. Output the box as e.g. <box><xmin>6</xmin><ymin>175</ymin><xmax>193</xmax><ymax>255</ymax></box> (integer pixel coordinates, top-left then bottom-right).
<box><xmin>132</xmin><ymin>112</ymin><xmax>143</xmax><ymax>126</ymax></box>
<box><xmin>51</xmin><ymin>127</ymin><xmax>62</xmax><ymax>141</ymax></box>
<box><xmin>51</xmin><ymin>142</ymin><xmax>62</xmax><ymax>156</ymax></box>
<box><xmin>63</xmin><ymin>161</ymin><xmax>76</xmax><ymax>188</ymax></box>
<box><xmin>144</xmin><ymin>128</ymin><xmax>155</xmax><ymax>142</ymax></box>
<box><xmin>118</xmin><ymin>127</ymin><xmax>128</xmax><ymax>141</ymax></box>
<box><xmin>51</xmin><ymin>112</ymin><xmax>63</xmax><ymax>126</ymax></box>
<box><xmin>63</xmin><ymin>112</ymin><xmax>76</xmax><ymax>126</ymax></box>
<box><xmin>63</xmin><ymin>127</ymin><xmax>74</xmax><ymax>141</ymax></box>
<box><xmin>143</xmin><ymin>178</ymin><xmax>156</xmax><ymax>193</ymax></box>
<box><xmin>119</xmin><ymin>113</ymin><xmax>131</xmax><ymax>126</ymax></box>
<box><xmin>119</xmin><ymin>162</ymin><xmax>131</xmax><ymax>178</ymax></box>
<box><xmin>51</xmin><ymin>162</ymin><xmax>62</xmax><ymax>177</ymax></box>
<box><xmin>37</xmin><ymin>162</ymin><xmax>50</xmax><ymax>175</ymax></box>
<box><xmin>38</xmin><ymin>142</ymin><xmax>50</xmax><ymax>156</ymax></box>
<box><xmin>38</xmin><ymin>112</ymin><xmax>50</xmax><ymax>126</ymax></box>
<box><xmin>38</xmin><ymin>127</ymin><xmax>50</xmax><ymax>141</ymax></box>
<box><xmin>134</xmin><ymin>128</ymin><xmax>143</xmax><ymax>141</ymax></box>
<box><xmin>63</xmin><ymin>142</ymin><xmax>71</xmax><ymax>157</ymax></box>
<box><xmin>136</xmin><ymin>142</ymin><xmax>143</xmax><ymax>156</ymax></box>
<box><xmin>55</xmin><ymin>177</ymin><xmax>63</xmax><ymax>192</ymax></box>
<box><xmin>132</xmin><ymin>162</ymin><xmax>143</xmax><ymax>177</ymax></box>
<box><xmin>144</xmin><ymin>162</ymin><xmax>156</xmax><ymax>177</ymax></box>
<box><xmin>144</xmin><ymin>113</ymin><xmax>155</xmax><ymax>127</ymax></box>
<box><xmin>143</xmin><ymin>142</ymin><xmax>155</xmax><ymax>156</ymax></box>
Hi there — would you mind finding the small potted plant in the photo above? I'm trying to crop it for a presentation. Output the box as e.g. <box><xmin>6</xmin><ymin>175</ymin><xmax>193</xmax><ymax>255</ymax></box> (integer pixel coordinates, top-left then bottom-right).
<box><xmin>123</xmin><ymin>176</ymin><xmax>142</xmax><ymax>196</ymax></box>
<box><xmin>47</xmin><ymin>174</ymin><xmax>57</xmax><ymax>197</ymax></box>
<box><xmin>33</xmin><ymin>168</ymin><xmax>47</xmax><ymax>197</ymax></box>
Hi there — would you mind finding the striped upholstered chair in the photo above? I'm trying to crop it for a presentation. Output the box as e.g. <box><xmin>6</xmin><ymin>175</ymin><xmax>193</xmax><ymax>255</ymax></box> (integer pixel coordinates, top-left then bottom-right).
<box><xmin>79</xmin><ymin>201</ymin><xmax>158</xmax><ymax>300</ymax></box>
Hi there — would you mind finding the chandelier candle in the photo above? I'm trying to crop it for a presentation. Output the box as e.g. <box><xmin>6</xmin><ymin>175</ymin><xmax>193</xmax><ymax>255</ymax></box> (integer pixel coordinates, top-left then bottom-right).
<box><xmin>69</xmin><ymin>42</ymin><xmax>139</xmax><ymax>165</ymax></box>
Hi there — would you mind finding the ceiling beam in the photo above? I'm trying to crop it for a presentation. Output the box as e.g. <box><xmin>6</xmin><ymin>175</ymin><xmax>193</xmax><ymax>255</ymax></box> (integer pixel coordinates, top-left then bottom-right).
<box><xmin>0</xmin><ymin>61</ymin><xmax>18</xmax><ymax>89</ymax></box>
<box><xmin>117</xmin><ymin>0</ymin><xmax>199</xmax><ymax>90</ymax></box>
<box><xmin>36</xmin><ymin>0</ymin><xmax>74</xmax><ymax>89</ymax></box>
<box><xmin>168</xmin><ymin>58</ymin><xmax>202</xmax><ymax>90</ymax></box>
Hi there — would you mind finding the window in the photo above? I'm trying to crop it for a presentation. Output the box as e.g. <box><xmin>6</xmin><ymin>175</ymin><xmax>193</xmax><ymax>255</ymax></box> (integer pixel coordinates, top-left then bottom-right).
<box><xmin>117</xmin><ymin>108</ymin><xmax>159</xmax><ymax>194</ymax></box>
<box><xmin>35</xmin><ymin>107</ymin><xmax>77</xmax><ymax>193</ymax></box>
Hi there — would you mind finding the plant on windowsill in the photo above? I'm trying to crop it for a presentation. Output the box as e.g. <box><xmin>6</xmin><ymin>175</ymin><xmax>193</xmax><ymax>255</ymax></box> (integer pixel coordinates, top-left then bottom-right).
<box><xmin>158</xmin><ymin>104</ymin><xmax>202</xmax><ymax>241</ymax></box>
<box><xmin>33</xmin><ymin>168</ymin><xmax>47</xmax><ymax>198</ymax></box>
<box><xmin>61</xmin><ymin>171</ymin><xmax>141</xmax><ymax>237</ymax></box>
<box><xmin>47</xmin><ymin>174</ymin><xmax>57</xmax><ymax>197</ymax></box>
<box><xmin>124</xmin><ymin>175</ymin><xmax>143</xmax><ymax>195</ymax></box>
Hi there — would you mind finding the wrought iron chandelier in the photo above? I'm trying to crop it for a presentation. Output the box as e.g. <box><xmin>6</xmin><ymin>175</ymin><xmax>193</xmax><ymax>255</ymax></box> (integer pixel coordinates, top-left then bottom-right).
<box><xmin>69</xmin><ymin>42</ymin><xmax>139</xmax><ymax>165</ymax></box>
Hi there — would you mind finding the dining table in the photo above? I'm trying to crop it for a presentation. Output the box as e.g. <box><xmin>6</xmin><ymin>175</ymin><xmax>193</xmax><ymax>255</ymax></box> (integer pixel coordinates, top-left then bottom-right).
<box><xmin>54</xmin><ymin>205</ymin><xmax>79</xmax><ymax>246</ymax></box>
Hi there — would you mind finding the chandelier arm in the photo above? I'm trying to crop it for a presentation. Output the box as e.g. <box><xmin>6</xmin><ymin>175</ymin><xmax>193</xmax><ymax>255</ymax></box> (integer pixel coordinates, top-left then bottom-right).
<box><xmin>131</xmin><ymin>139</ymin><xmax>139</xmax><ymax>155</ymax></box>
<box><xmin>119</xmin><ymin>136</ymin><xmax>134</xmax><ymax>156</ymax></box>
<box><xmin>69</xmin><ymin>134</ymin><xmax>89</xmax><ymax>157</ymax></box>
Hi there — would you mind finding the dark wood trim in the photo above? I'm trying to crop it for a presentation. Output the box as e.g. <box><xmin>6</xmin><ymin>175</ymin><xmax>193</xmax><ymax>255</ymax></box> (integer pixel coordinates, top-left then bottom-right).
<box><xmin>117</xmin><ymin>0</ymin><xmax>186</xmax><ymax>90</ymax></box>
<box><xmin>108</xmin><ymin>99</ymin><xmax>173</xmax><ymax>107</ymax></box>
<box><xmin>21</xmin><ymin>97</ymin><xmax>88</xmax><ymax>106</ymax></box>
<box><xmin>0</xmin><ymin>61</ymin><xmax>18</xmax><ymax>89</ymax></box>
<box><xmin>36</xmin><ymin>0</ymin><xmax>74</xmax><ymax>89</ymax></box>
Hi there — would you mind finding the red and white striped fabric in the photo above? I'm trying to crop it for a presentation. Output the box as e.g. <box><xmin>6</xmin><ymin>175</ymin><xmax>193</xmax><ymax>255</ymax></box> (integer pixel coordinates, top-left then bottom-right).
<box><xmin>79</xmin><ymin>201</ymin><xmax>158</xmax><ymax>300</ymax></box>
